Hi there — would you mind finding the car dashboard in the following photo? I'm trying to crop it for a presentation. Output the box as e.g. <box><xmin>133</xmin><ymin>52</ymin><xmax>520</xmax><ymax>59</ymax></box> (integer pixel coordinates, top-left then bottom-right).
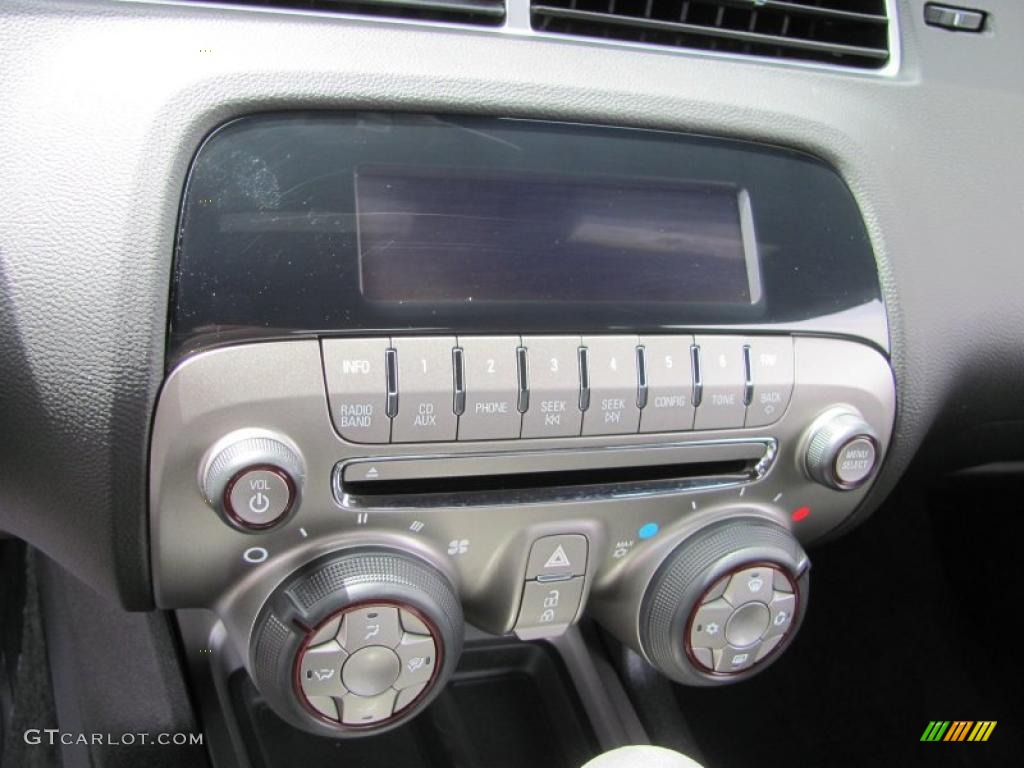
<box><xmin>1</xmin><ymin>1</ymin><xmax>1022</xmax><ymax>766</ymax></box>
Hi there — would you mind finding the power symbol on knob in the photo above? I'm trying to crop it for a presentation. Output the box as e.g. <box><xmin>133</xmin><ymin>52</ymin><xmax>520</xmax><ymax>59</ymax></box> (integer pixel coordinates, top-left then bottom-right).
<box><xmin>201</xmin><ymin>433</ymin><xmax>304</xmax><ymax>531</ymax></box>
<box><xmin>249</xmin><ymin>492</ymin><xmax>271</xmax><ymax>515</ymax></box>
<box><xmin>201</xmin><ymin>436</ymin><xmax>301</xmax><ymax>532</ymax></box>
<box><xmin>225</xmin><ymin>468</ymin><xmax>294</xmax><ymax>529</ymax></box>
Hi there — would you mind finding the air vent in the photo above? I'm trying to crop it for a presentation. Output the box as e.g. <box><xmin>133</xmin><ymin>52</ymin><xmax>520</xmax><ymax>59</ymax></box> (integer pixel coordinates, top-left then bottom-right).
<box><xmin>532</xmin><ymin>0</ymin><xmax>891</xmax><ymax>69</ymax></box>
<box><xmin>205</xmin><ymin>0</ymin><xmax>505</xmax><ymax>25</ymax></box>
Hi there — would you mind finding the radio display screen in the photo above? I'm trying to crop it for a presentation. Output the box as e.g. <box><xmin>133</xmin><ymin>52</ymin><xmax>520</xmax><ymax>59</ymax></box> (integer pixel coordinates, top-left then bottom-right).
<box><xmin>355</xmin><ymin>166</ymin><xmax>761</xmax><ymax>305</ymax></box>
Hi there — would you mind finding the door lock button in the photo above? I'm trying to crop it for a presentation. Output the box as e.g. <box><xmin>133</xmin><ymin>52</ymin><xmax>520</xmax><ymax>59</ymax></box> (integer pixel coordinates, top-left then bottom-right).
<box><xmin>514</xmin><ymin>577</ymin><xmax>585</xmax><ymax>641</ymax></box>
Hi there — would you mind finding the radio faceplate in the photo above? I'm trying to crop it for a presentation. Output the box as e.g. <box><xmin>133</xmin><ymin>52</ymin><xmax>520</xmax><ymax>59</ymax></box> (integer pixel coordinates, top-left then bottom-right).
<box><xmin>150</xmin><ymin>334</ymin><xmax>893</xmax><ymax>650</ymax></box>
<box><xmin>160</xmin><ymin>113</ymin><xmax>895</xmax><ymax>733</ymax></box>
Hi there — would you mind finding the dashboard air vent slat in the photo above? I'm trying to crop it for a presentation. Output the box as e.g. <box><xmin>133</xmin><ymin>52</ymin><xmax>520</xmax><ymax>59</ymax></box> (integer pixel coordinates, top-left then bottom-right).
<box><xmin>204</xmin><ymin>0</ymin><xmax>505</xmax><ymax>25</ymax></box>
<box><xmin>532</xmin><ymin>0</ymin><xmax>890</xmax><ymax>70</ymax></box>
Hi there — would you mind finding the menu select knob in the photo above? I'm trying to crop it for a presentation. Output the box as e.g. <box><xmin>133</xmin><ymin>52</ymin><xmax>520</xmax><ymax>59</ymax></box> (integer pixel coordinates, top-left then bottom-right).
<box><xmin>804</xmin><ymin>409</ymin><xmax>879</xmax><ymax>490</ymax></box>
<box><xmin>201</xmin><ymin>433</ymin><xmax>304</xmax><ymax>530</ymax></box>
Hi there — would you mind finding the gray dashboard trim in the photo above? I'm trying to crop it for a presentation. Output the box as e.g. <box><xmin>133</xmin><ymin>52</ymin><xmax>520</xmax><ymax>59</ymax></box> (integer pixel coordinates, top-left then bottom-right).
<box><xmin>127</xmin><ymin>0</ymin><xmax>902</xmax><ymax>79</ymax></box>
<box><xmin>2</xmin><ymin>0</ymin><xmax>1023</xmax><ymax>606</ymax></box>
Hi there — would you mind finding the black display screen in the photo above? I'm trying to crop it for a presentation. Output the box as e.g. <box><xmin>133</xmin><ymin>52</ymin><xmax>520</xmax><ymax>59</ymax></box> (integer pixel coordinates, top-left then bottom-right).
<box><xmin>356</xmin><ymin>166</ymin><xmax>760</xmax><ymax>305</ymax></box>
<box><xmin>172</xmin><ymin>114</ymin><xmax>884</xmax><ymax>364</ymax></box>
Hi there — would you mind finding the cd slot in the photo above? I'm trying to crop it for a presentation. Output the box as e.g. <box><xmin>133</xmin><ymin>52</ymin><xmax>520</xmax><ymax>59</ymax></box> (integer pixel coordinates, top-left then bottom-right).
<box><xmin>335</xmin><ymin>440</ymin><xmax>775</xmax><ymax>509</ymax></box>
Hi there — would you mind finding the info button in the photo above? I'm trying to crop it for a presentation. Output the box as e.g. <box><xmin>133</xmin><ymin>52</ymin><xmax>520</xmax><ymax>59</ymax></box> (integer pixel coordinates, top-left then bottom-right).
<box><xmin>323</xmin><ymin>338</ymin><xmax>391</xmax><ymax>443</ymax></box>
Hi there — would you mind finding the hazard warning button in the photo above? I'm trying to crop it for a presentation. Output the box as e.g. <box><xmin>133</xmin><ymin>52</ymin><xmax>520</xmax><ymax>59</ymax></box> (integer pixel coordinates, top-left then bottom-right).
<box><xmin>525</xmin><ymin>535</ymin><xmax>589</xmax><ymax>580</ymax></box>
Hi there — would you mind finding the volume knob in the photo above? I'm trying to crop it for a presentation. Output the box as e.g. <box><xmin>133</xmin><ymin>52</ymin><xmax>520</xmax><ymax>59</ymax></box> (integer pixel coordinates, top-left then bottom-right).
<box><xmin>804</xmin><ymin>409</ymin><xmax>879</xmax><ymax>490</ymax></box>
<box><xmin>200</xmin><ymin>432</ymin><xmax>304</xmax><ymax>530</ymax></box>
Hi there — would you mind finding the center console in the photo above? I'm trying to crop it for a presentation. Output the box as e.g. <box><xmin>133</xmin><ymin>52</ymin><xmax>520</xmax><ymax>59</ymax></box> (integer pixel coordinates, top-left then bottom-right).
<box><xmin>152</xmin><ymin>113</ymin><xmax>894</xmax><ymax>741</ymax></box>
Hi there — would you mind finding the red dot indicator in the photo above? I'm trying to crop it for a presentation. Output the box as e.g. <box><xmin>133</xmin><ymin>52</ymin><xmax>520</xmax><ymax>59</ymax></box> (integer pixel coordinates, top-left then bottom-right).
<box><xmin>791</xmin><ymin>506</ymin><xmax>811</xmax><ymax>522</ymax></box>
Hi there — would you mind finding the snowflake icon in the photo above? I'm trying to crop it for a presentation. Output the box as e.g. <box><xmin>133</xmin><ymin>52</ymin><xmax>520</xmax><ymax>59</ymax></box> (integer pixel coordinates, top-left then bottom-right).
<box><xmin>705</xmin><ymin>622</ymin><xmax>720</xmax><ymax>635</ymax></box>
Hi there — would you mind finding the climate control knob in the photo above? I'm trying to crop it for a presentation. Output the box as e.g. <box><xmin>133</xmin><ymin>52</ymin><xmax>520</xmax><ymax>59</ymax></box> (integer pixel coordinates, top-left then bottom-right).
<box><xmin>249</xmin><ymin>548</ymin><xmax>463</xmax><ymax>736</ymax></box>
<box><xmin>639</xmin><ymin>519</ymin><xmax>809</xmax><ymax>686</ymax></box>
<box><xmin>804</xmin><ymin>409</ymin><xmax>879</xmax><ymax>490</ymax></box>
<box><xmin>200</xmin><ymin>432</ymin><xmax>304</xmax><ymax>530</ymax></box>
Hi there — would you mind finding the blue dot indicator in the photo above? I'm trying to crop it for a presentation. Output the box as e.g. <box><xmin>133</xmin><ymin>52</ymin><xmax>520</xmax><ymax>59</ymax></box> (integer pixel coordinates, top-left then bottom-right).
<box><xmin>638</xmin><ymin>522</ymin><xmax>659</xmax><ymax>540</ymax></box>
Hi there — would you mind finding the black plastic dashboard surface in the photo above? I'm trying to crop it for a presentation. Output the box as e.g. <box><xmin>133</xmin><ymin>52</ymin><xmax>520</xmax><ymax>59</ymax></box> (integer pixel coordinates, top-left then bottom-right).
<box><xmin>171</xmin><ymin>113</ymin><xmax>880</xmax><ymax>363</ymax></box>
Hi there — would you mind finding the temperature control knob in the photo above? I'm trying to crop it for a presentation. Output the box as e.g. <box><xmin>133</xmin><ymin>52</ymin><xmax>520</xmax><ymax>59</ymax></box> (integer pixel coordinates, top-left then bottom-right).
<box><xmin>640</xmin><ymin>519</ymin><xmax>809</xmax><ymax>686</ymax></box>
<box><xmin>804</xmin><ymin>409</ymin><xmax>879</xmax><ymax>490</ymax></box>
<box><xmin>249</xmin><ymin>548</ymin><xmax>463</xmax><ymax>737</ymax></box>
<box><xmin>200</xmin><ymin>432</ymin><xmax>304</xmax><ymax>530</ymax></box>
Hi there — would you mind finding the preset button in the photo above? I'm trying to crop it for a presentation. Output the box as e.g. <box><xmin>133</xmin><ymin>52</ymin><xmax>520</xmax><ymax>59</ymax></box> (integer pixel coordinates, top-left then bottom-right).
<box><xmin>458</xmin><ymin>336</ymin><xmax>522</xmax><ymax>440</ymax></box>
<box><xmin>391</xmin><ymin>337</ymin><xmax>457</xmax><ymax>442</ymax></box>
<box><xmin>639</xmin><ymin>335</ymin><xmax>696</xmax><ymax>433</ymax></box>
<box><xmin>581</xmin><ymin>336</ymin><xmax>641</xmax><ymax>436</ymax></box>
<box><xmin>521</xmin><ymin>336</ymin><xmax>583</xmax><ymax>438</ymax></box>
<box><xmin>694</xmin><ymin>336</ymin><xmax>747</xmax><ymax>430</ymax></box>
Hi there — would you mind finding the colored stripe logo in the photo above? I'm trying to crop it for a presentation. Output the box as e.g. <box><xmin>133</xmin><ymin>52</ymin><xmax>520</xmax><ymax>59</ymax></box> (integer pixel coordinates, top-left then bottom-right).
<box><xmin>921</xmin><ymin>721</ymin><xmax>997</xmax><ymax>742</ymax></box>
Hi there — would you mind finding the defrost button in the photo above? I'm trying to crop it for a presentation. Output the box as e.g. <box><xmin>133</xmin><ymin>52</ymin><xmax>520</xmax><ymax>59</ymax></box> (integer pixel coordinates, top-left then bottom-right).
<box><xmin>713</xmin><ymin>645</ymin><xmax>759</xmax><ymax>673</ymax></box>
<box><xmin>723</xmin><ymin>566</ymin><xmax>773</xmax><ymax>607</ymax></box>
